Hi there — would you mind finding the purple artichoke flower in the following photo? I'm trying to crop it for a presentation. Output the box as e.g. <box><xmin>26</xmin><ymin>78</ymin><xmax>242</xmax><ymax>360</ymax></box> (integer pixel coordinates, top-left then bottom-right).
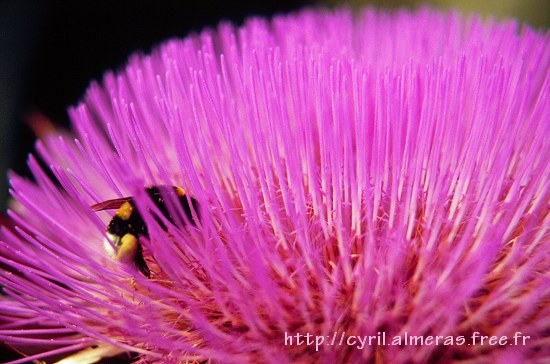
<box><xmin>1</xmin><ymin>6</ymin><xmax>549</xmax><ymax>364</ymax></box>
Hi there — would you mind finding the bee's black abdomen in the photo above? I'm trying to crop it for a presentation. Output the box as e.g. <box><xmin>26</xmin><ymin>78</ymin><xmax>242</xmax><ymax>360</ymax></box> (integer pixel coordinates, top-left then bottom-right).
<box><xmin>180</xmin><ymin>194</ymin><xmax>200</xmax><ymax>225</ymax></box>
<box><xmin>146</xmin><ymin>186</ymin><xmax>199</xmax><ymax>229</ymax></box>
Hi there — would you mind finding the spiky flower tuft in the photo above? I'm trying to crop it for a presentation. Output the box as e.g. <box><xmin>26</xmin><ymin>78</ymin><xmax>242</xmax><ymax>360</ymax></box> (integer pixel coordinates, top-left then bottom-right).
<box><xmin>1</xmin><ymin>7</ymin><xmax>549</xmax><ymax>364</ymax></box>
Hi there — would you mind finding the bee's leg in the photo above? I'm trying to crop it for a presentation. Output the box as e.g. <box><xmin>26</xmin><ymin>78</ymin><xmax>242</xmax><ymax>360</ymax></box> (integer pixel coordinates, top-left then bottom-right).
<box><xmin>134</xmin><ymin>243</ymin><xmax>151</xmax><ymax>278</ymax></box>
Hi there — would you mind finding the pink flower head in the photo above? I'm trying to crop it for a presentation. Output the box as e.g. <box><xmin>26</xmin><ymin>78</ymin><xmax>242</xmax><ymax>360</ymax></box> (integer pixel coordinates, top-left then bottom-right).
<box><xmin>1</xmin><ymin>6</ymin><xmax>549</xmax><ymax>364</ymax></box>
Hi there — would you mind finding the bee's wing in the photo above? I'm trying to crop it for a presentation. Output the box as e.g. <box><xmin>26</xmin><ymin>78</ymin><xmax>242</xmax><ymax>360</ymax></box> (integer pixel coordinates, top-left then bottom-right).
<box><xmin>91</xmin><ymin>197</ymin><xmax>132</xmax><ymax>211</ymax></box>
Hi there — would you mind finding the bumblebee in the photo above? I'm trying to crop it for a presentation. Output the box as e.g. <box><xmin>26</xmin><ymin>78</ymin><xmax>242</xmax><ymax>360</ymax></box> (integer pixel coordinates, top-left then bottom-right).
<box><xmin>92</xmin><ymin>185</ymin><xmax>198</xmax><ymax>277</ymax></box>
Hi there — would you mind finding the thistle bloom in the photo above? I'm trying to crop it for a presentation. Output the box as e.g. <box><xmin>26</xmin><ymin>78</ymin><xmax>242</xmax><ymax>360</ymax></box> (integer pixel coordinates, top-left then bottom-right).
<box><xmin>1</xmin><ymin>7</ymin><xmax>549</xmax><ymax>364</ymax></box>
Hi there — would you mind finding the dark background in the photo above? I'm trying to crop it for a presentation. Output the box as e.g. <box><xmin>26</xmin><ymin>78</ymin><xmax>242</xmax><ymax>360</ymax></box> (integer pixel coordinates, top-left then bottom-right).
<box><xmin>0</xmin><ymin>0</ymin><xmax>311</xmax><ymax>213</ymax></box>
